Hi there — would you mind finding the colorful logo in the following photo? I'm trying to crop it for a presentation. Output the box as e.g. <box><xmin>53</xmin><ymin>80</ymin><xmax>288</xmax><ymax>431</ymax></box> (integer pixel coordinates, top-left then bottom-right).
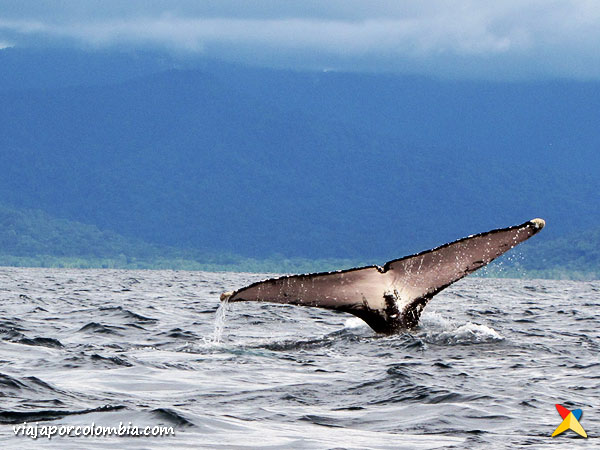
<box><xmin>551</xmin><ymin>404</ymin><xmax>587</xmax><ymax>438</ymax></box>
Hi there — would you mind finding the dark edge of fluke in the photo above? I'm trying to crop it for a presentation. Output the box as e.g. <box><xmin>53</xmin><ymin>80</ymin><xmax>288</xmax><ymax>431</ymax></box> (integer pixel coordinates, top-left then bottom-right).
<box><xmin>220</xmin><ymin>218</ymin><xmax>545</xmax><ymax>334</ymax></box>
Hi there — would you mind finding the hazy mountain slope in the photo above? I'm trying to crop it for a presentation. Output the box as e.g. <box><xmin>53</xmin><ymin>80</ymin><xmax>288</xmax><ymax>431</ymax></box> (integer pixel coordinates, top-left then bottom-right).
<box><xmin>0</xmin><ymin>49</ymin><xmax>598</xmax><ymax>262</ymax></box>
<box><xmin>0</xmin><ymin>202</ymin><xmax>160</xmax><ymax>259</ymax></box>
<box><xmin>0</xmin><ymin>47</ymin><xmax>175</xmax><ymax>91</ymax></box>
<box><xmin>518</xmin><ymin>227</ymin><xmax>600</xmax><ymax>279</ymax></box>
<box><xmin>0</xmin><ymin>202</ymin><xmax>597</xmax><ymax>278</ymax></box>
<box><xmin>0</xmin><ymin>202</ymin><xmax>362</xmax><ymax>272</ymax></box>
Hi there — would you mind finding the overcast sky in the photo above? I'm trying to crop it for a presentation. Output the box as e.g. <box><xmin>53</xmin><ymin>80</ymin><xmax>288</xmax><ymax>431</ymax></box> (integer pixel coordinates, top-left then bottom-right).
<box><xmin>1</xmin><ymin>0</ymin><xmax>600</xmax><ymax>79</ymax></box>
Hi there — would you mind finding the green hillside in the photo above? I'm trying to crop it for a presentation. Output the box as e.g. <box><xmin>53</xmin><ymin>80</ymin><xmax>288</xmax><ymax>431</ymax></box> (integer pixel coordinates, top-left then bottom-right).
<box><xmin>518</xmin><ymin>228</ymin><xmax>600</xmax><ymax>280</ymax></box>
<box><xmin>1</xmin><ymin>203</ymin><xmax>154</xmax><ymax>259</ymax></box>
<box><xmin>0</xmin><ymin>203</ymin><xmax>597</xmax><ymax>279</ymax></box>
<box><xmin>2</xmin><ymin>50</ymin><xmax>599</xmax><ymax>262</ymax></box>
<box><xmin>0</xmin><ymin>203</ymin><xmax>361</xmax><ymax>273</ymax></box>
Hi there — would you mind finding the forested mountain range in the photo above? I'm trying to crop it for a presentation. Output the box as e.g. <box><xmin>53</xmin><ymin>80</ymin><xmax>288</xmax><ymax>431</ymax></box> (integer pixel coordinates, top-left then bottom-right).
<box><xmin>0</xmin><ymin>48</ymin><xmax>598</xmax><ymax>277</ymax></box>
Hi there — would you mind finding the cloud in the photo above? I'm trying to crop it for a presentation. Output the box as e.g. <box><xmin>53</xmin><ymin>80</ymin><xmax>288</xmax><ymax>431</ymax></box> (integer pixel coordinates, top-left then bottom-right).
<box><xmin>1</xmin><ymin>1</ymin><xmax>600</xmax><ymax>79</ymax></box>
<box><xmin>0</xmin><ymin>16</ymin><xmax>524</xmax><ymax>54</ymax></box>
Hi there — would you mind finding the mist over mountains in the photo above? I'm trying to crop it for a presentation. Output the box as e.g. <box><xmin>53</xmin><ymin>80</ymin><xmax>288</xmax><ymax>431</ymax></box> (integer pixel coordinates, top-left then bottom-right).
<box><xmin>0</xmin><ymin>47</ymin><xmax>598</xmax><ymax>274</ymax></box>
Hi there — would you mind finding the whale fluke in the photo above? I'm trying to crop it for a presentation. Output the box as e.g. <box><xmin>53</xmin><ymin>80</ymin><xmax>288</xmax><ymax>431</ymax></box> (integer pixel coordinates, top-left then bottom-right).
<box><xmin>221</xmin><ymin>219</ymin><xmax>545</xmax><ymax>334</ymax></box>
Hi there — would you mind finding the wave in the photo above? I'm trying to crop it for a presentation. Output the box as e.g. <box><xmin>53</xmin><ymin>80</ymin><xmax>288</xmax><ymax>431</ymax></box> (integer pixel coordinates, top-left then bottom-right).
<box><xmin>418</xmin><ymin>312</ymin><xmax>503</xmax><ymax>345</ymax></box>
<box><xmin>0</xmin><ymin>405</ymin><xmax>125</xmax><ymax>424</ymax></box>
<box><xmin>349</xmin><ymin>365</ymin><xmax>493</xmax><ymax>406</ymax></box>
<box><xmin>77</xmin><ymin>322</ymin><xmax>125</xmax><ymax>335</ymax></box>
<box><xmin>17</xmin><ymin>337</ymin><xmax>63</xmax><ymax>348</ymax></box>
<box><xmin>150</xmin><ymin>408</ymin><xmax>195</xmax><ymax>427</ymax></box>
<box><xmin>90</xmin><ymin>353</ymin><xmax>133</xmax><ymax>367</ymax></box>
<box><xmin>0</xmin><ymin>373</ymin><xmax>64</xmax><ymax>395</ymax></box>
<box><xmin>98</xmin><ymin>306</ymin><xmax>157</xmax><ymax>323</ymax></box>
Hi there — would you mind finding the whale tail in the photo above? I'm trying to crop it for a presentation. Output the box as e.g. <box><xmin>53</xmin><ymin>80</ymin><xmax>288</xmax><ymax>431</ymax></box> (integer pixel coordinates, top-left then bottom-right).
<box><xmin>222</xmin><ymin>218</ymin><xmax>545</xmax><ymax>334</ymax></box>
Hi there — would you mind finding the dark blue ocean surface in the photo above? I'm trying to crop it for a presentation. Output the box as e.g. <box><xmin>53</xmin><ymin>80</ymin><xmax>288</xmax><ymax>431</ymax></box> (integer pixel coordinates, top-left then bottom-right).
<box><xmin>0</xmin><ymin>267</ymin><xmax>597</xmax><ymax>448</ymax></box>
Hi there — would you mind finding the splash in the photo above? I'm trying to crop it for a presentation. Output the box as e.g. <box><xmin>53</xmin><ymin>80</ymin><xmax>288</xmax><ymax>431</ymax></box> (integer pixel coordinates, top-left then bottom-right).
<box><xmin>344</xmin><ymin>317</ymin><xmax>368</xmax><ymax>329</ymax></box>
<box><xmin>448</xmin><ymin>323</ymin><xmax>503</xmax><ymax>344</ymax></box>
<box><xmin>211</xmin><ymin>295</ymin><xmax>230</xmax><ymax>343</ymax></box>
<box><xmin>420</xmin><ymin>311</ymin><xmax>503</xmax><ymax>345</ymax></box>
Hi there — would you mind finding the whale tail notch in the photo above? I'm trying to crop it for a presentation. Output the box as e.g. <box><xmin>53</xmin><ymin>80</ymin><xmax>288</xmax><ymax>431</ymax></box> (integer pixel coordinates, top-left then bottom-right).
<box><xmin>222</xmin><ymin>218</ymin><xmax>545</xmax><ymax>334</ymax></box>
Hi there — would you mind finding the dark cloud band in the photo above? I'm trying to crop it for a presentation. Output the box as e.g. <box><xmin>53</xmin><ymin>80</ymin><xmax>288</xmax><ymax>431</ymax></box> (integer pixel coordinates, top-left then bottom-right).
<box><xmin>1</xmin><ymin>1</ymin><xmax>599</xmax><ymax>79</ymax></box>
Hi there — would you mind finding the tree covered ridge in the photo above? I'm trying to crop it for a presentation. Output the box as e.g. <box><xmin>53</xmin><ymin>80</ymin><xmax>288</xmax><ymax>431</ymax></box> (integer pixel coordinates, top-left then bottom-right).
<box><xmin>0</xmin><ymin>203</ymin><xmax>597</xmax><ymax>279</ymax></box>
<box><xmin>1</xmin><ymin>50</ymin><xmax>598</xmax><ymax>275</ymax></box>
<box><xmin>1</xmin><ymin>50</ymin><xmax>598</xmax><ymax>261</ymax></box>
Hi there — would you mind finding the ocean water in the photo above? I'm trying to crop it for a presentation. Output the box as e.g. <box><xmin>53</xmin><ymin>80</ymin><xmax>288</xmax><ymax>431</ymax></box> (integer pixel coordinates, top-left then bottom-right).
<box><xmin>0</xmin><ymin>267</ymin><xmax>597</xmax><ymax>449</ymax></box>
